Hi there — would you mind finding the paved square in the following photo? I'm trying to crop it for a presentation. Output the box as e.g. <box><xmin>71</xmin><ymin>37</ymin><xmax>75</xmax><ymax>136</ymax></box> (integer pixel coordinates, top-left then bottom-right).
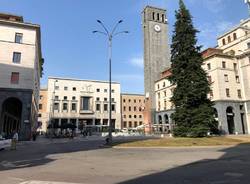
<box><xmin>0</xmin><ymin>138</ymin><xmax>250</xmax><ymax>184</ymax></box>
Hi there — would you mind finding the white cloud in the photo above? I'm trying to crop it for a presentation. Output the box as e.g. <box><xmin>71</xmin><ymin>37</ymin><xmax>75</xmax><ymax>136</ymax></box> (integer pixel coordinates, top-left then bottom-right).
<box><xmin>129</xmin><ymin>57</ymin><xmax>144</xmax><ymax>68</ymax></box>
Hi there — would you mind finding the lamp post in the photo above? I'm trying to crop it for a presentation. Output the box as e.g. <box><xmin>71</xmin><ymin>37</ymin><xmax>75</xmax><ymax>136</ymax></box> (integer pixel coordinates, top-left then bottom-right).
<box><xmin>93</xmin><ymin>20</ymin><xmax>128</xmax><ymax>145</ymax></box>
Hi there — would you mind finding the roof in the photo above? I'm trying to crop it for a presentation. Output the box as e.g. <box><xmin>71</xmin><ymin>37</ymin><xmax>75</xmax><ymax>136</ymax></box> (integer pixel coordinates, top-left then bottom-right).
<box><xmin>217</xmin><ymin>18</ymin><xmax>250</xmax><ymax>39</ymax></box>
<box><xmin>143</xmin><ymin>5</ymin><xmax>166</xmax><ymax>12</ymax></box>
<box><xmin>48</xmin><ymin>76</ymin><xmax>120</xmax><ymax>84</ymax></box>
<box><xmin>202</xmin><ymin>48</ymin><xmax>234</xmax><ymax>60</ymax></box>
<box><xmin>0</xmin><ymin>12</ymin><xmax>23</xmax><ymax>22</ymax></box>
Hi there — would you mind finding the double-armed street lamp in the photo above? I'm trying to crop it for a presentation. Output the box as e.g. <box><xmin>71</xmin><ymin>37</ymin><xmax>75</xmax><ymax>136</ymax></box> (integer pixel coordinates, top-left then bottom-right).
<box><xmin>93</xmin><ymin>20</ymin><xmax>128</xmax><ymax>145</ymax></box>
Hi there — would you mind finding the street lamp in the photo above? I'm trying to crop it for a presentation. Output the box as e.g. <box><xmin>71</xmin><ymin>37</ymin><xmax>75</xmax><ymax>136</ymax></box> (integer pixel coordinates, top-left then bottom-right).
<box><xmin>93</xmin><ymin>20</ymin><xmax>128</xmax><ymax>145</ymax></box>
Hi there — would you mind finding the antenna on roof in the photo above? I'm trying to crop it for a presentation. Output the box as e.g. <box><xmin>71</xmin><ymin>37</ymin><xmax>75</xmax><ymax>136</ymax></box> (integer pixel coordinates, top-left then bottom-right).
<box><xmin>245</xmin><ymin>0</ymin><xmax>250</xmax><ymax>17</ymax></box>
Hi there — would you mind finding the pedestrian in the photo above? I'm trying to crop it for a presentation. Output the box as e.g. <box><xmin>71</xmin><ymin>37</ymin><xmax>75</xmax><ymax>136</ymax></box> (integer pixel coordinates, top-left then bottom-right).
<box><xmin>11</xmin><ymin>131</ymin><xmax>18</xmax><ymax>150</ymax></box>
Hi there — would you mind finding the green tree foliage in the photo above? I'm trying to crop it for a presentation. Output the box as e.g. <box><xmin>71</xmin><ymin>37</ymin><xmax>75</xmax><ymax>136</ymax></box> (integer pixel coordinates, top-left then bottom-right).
<box><xmin>169</xmin><ymin>0</ymin><xmax>218</xmax><ymax>137</ymax></box>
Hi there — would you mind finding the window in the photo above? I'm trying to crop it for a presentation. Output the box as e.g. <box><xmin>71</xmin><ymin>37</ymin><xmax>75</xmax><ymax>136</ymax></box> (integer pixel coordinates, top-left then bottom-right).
<box><xmin>104</xmin><ymin>104</ymin><xmax>108</xmax><ymax>111</ymax></box>
<box><xmin>233</xmin><ymin>33</ymin><xmax>237</xmax><ymax>40</ymax></box>
<box><xmin>207</xmin><ymin>63</ymin><xmax>211</xmax><ymax>70</ymax></box>
<box><xmin>72</xmin><ymin>96</ymin><xmax>76</xmax><ymax>100</ymax></box>
<box><xmin>71</xmin><ymin>103</ymin><xmax>76</xmax><ymax>111</ymax></box>
<box><xmin>111</xmin><ymin>89</ymin><xmax>115</xmax><ymax>93</ymax></box>
<box><xmin>128</xmin><ymin>99</ymin><xmax>131</xmax><ymax>103</ymax></box>
<box><xmin>123</xmin><ymin>99</ymin><xmax>126</xmax><ymax>103</ymax></box>
<box><xmin>139</xmin><ymin>121</ymin><xmax>143</xmax><ymax>126</ymax></box>
<box><xmin>152</xmin><ymin>12</ymin><xmax>155</xmax><ymax>20</ymax></box>
<box><xmin>208</xmin><ymin>76</ymin><xmax>212</xmax><ymax>83</ymax></box>
<box><xmin>64</xmin><ymin>86</ymin><xmax>68</xmax><ymax>91</ymax></box>
<box><xmin>123</xmin><ymin>106</ymin><xmax>126</xmax><ymax>111</ymax></box>
<box><xmin>164</xmin><ymin>91</ymin><xmax>167</xmax><ymax>97</ymax></box>
<box><xmin>238</xmin><ymin>89</ymin><xmax>242</xmax><ymax>98</ymax></box>
<box><xmin>39</xmin><ymin>95</ymin><xmax>43</xmax><ymax>100</ymax></box>
<box><xmin>158</xmin><ymin>92</ymin><xmax>160</xmax><ymax>98</ymax></box>
<box><xmin>11</xmin><ymin>72</ymin><xmax>19</xmax><ymax>84</ymax></box>
<box><xmin>39</xmin><ymin>104</ymin><xmax>42</xmax><ymax>110</ymax></box>
<box><xmin>164</xmin><ymin>100</ymin><xmax>167</xmax><ymax>110</ymax></box>
<box><xmin>96</xmin><ymin>97</ymin><xmax>100</xmax><ymax>101</ymax></box>
<box><xmin>134</xmin><ymin>115</ymin><xmax>137</xmax><ymax>118</ymax></box>
<box><xmin>162</xmin><ymin>14</ymin><xmax>165</xmax><ymax>22</ymax></box>
<box><xmin>224</xmin><ymin>74</ymin><xmax>229</xmax><ymax>82</ymax></box>
<box><xmin>54</xmin><ymin>103</ymin><xmax>59</xmax><ymax>111</ymax></box>
<box><xmin>96</xmin><ymin>88</ymin><xmax>100</xmax><ymax>92</ymax></box>
<box><xmin>72</xmin><ymin>87</ymin><xmax>76</xmax><ymax>91</ymax></box>
<box><xmin>226</xmin><ymin>88</ymin><xmax>230</xmax><ymax>97</ymax></box>
<box><xmin>134</xmin><ymin>99</ymin><xmax>136</xmax><ymax>103</ymax></box>
<box><xmin>129</xmin><ymin>106</ymin><xmax>131</xmax><ymax>111</ymax></box>
<box><xmin>157</xmin><ymin>13</ymin><xmax>160</xmax><ymax>21</ymax></box>
<box><xmin>104</xmin><ymin>98</ymin><xmax>107</xmax><ymax>101</ymax></box>
<box><xmin>38</xmin><ymin>114</ymin><xmax>42</xmax><ymax>118</ymax></box>
<box><xmin>157</xmin><ymin>84</ymin><xmax>160</xmax><ymax>89</ymax></box>
<box><xmin>123</xmin><ymin>121</ymin><xmax>127</xmax><ymax>128</ymax></box>
<box><xmin>163</xmin><ymin>82</ymin><xmax>165</xmax><ymax>87</ymax></box>
<box><xmin>123</xmin><ymin>115</ymin><xmax>126</xmax><ymax>118</ymax></box>
<box><xmin>112</xmin><ymin>98</ymin><xmax>115</xmax><ymax>102</ymax></box>
<box><xmin>63</xmin><ymin>103</ymin><xmax>68</xmax><ymax>111</ymax></box>
<box><xmin>236</xmin><ymin>76</ymin><xmax>240</xmax><ymax>83</ymax></box>
<box><xmin>81</xmin><ymin>97</ymin><xmax>91</xmax><ymax>111</ymax></box>
<box><xmin>13</xmin><ymin>52</ymin><xmax>21</xmax><ymax>63</ymax></box>
<box><xmin>139</xmin><ymin>100</ymin><xmax>141</xmax><ymax>103</ymax></box>
<box><xmin>134</xmin><ymin>106</ymin><xmax>137</xmax><ymax>111</ymax></box>
<box><xmin>55</xmin><ymin>86</ymin><xmax>59</xmax><ymax>90</ymax></box>
<box><xmin>222</xmin><ymin>61</ymin><xmax>226</xmax><ymax>68</ymax></box>
<box><xmin>139</xmin><ymin>115</ymin><xmax>142</xmax><ymax>118</ymax></box>
<box><xmin>55</xmin><ymin>96</ymin><xmax>59</xmax><ymax>100</ymax></box>
<box><xmin>104</xmin><ymin>89</ymin><xmax>108</xmax><ymax>93</ymax></box>
<box><xmin>233</xmin><ymin>63</ymin><xmax>237</xmax><ymax>71</ymax></box>
<box><xmin>63</xmin><ymin>96</ymin><xmax>67</xmax><ymax>100</ymax></box>
<box><xmin>222</xmin><ymin>39</ymin><xmax>226</xmax><ymax>45</ymax></box>
<box><xmin>96</xmin><ymin>104</ymin><xmax>100</xmax><ymax>111</ymax></box>
<box><xmin>247</xmin><ymin>42</ymin><xmax>250</xmax><ymax>49</ymax></box>
<box><xmin>129</xmin><ymin>121</ymin><xmax>132</xmax><ymax>128</ymax></box>
<box><xmin>129</xmin><ymin>115</ymin><xmax>132</xmax><ymax>118</ymax></box>
<box><xmin>240</xmin><ymin>105</ymin><xmax>244</xmax><ymax>110</ymax></box>
<box><xmin>15</xmin><ymin>33</ymin><xmax>23</xmax><ymax>43</ymax></box>
<box><xmin>112</xmin><ymin>104</ymin><xmax>115</xmax><ymax>111</ymax></box>
<box><xmin>227</xmin><ymin>36</ymin><xmax>231</xmax><ymax>43</ymax></box>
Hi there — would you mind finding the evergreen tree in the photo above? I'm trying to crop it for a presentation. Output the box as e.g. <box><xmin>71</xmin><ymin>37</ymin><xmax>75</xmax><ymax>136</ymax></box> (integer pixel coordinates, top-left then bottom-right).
<box><xmin>169</xmin><ymin>0</ymin><xmax>218</xmax><ymax>137</ymax></box>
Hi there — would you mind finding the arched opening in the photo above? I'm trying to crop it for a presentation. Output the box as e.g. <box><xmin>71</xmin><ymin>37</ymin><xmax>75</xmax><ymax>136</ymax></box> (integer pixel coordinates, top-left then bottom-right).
<box><xmin>164</xmin><ymin>114</ymin><xmax>169</xmax><ymax>124</ymax></box>
<box><xmin>226</xmin><ymin>106</ymin><xmax>235</xmax><ymax>134</ymax></box>
<box><xmin>0</xmin><ymin>97</ymin><xmax>22</xmax><ymax>138</ymax></box>
<box><xmin>158</xmin><ymin>115</ymin><xmax>162</xmax><ymax>124</ymax></box>
<box><xmin>213</xmin><ymin>108</ymin><xmax>218</xmax><ymax>119</ymax></box>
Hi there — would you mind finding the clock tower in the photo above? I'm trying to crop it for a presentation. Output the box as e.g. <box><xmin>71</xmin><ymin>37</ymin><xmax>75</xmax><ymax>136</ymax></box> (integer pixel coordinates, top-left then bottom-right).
<box><xmin>142</xmin><ymin>6</ymin><xmax>171</xmax><ymax>123</ymax></box>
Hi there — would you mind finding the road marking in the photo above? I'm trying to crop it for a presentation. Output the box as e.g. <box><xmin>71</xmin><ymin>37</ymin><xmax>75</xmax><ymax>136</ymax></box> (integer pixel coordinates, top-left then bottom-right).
<box><xmin>224</xmin><ymin>172</ymin><xmax>243</xmax><ymax>177</ymax></box>
<box><xmin>20</xmin><ymin>181</ymin><xmax>83</xmax><ymax>184</ymax></box>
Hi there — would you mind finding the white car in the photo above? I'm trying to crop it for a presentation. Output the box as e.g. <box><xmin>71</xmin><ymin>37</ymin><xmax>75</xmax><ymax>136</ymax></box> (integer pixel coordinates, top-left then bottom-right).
<box><xmin>0</xmin><ymin>138</ymin><xmax>11</xmax><ymax>150</ymax></box>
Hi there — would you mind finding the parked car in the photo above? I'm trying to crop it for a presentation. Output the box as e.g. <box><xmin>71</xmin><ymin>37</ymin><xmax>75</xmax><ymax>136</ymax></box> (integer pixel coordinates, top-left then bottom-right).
<box><xmin>0</xmin><ymin>138</ymin><xmax>11</xmax><ymax>151</ymax></box>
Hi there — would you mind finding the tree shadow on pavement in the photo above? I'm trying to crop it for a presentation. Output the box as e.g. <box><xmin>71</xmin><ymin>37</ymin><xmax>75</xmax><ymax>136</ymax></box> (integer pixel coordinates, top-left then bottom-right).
<box><xmin>0</xmin><ymin>139</ymin><xmax>105</xmax><ymax>171</ymax></box>
<box><xmin>118</xmin><ymin>143</ymin><xmax>250</xmax><ymax>184</ymax></box>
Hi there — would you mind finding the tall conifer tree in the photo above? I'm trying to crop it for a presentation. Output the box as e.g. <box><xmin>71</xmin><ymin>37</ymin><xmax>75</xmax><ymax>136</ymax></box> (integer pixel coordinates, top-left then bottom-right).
<box><xmin>169</xmin><ymin>0</ymin><xmax>218</xmax><ymax>137</ymax></box>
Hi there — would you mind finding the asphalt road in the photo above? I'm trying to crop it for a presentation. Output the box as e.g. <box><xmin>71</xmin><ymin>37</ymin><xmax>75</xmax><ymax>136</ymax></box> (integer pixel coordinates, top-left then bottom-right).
<box><xmin>0</xmin><ymin>137</ymin><xmax>250</xmax><ymax>184</ymax></box>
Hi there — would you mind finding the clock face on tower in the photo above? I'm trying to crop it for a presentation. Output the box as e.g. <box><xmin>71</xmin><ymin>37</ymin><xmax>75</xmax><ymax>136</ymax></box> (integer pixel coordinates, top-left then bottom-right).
<box><xmin>154</xmin><ymin>24</ymin><xmax>161</xmax><ymax>32</ymax></box>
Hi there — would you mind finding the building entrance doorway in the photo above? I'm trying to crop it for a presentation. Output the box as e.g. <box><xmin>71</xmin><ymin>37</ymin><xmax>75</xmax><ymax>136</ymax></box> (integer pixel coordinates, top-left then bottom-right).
<box><xmin>226</xmin><ymin>107</ymin><xmax>235</xmax><ymax>134</ymax></box>
<box><xmin>0</xmin><ymin>97</ymin><xmax>22</xmax><ymax>138</ymax></box>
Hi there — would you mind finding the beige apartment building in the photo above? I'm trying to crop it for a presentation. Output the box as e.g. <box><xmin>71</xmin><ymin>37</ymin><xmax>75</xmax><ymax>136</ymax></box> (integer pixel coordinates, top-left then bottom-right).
<box><xmin>0</xmin><ymin>13</ymin><xmax>42</xmax><ymax>140</ymax></box>
<box><xmin>38</xmin><ymin>88</ymin><xmax>48</xmax><ymax>133</ymax></box>
<box><xmin>39</xmin><ymin>77</ymin><xmax>121</xmax><ymax>132</ymax></box>
<box><xmin>121</xmin><ymin>94</ymin><xmax>145</xmax><ymax>129</ymax></box>
<box><xmin>155</xmin><ymin>18</ymin><xmax>250</xmax><ymax>135</ymax></box>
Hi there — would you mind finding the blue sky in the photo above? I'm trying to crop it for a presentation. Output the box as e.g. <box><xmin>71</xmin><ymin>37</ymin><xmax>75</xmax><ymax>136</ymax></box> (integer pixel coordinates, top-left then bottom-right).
<box><xmin>0</xmin><ymin>0</ymin><xmax>248</xmax><ymax>94</ymax></box>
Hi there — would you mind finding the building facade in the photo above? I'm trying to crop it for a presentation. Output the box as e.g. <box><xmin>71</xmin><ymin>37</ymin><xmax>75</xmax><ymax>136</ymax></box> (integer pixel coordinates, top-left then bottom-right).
<box><xmin>142</xmin><ymin>6</ymin><xmax>171</xmax><ymax>124</ymax></box>
<box><xmin>40</xmin><ymin>77</ymin><xmax>121</xmax><ymax>132</ymax></box>
<box><xmin>38</xmin><ymin>88</ymin><xmax>48</xmax><ymax>133</ymax></box>
<box><xmin>0</xmin><ymin>13</ymin><xmax>42</xmax><ymax>140</ymax></box>
<box><xmin>121</xmin><ymin>94</ymin><xmax>145</xmax><ymax>130</ymax></box>
<box><xmin>155</xmin><ymin>18</ymin><xmax>250</xmax><ymax>135</ymax></box>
